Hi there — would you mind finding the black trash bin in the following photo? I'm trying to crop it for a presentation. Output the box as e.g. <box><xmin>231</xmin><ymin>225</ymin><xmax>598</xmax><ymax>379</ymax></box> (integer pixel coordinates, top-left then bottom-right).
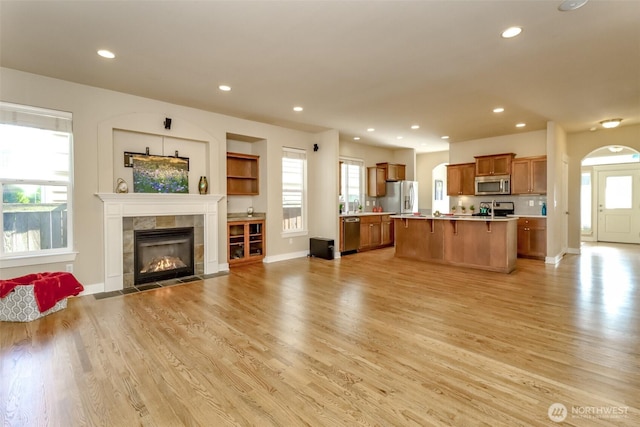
<box><xmin>309</xmin><ymin>237</ymin><xmax>334</xmax><ymax>260</ymax></box>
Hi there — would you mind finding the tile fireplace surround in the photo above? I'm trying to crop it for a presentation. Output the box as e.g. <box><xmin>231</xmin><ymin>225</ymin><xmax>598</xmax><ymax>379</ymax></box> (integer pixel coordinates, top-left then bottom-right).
<box><xmin>96</xmin><ymin>193</ymin><xmax>224</xmax><ymax>292</ymax></box>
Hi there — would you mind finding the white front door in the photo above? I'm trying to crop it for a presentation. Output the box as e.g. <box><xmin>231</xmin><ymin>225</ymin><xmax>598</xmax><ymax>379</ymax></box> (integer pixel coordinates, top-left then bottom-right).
<box><xmin>596</xmin><ymin>165</ymin><xmax>640</xmax><ymax>244</ymax></box>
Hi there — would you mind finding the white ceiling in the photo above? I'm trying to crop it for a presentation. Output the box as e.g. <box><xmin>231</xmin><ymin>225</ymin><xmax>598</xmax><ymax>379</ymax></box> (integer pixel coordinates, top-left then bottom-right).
<box><xmin>1</xmin><ymin>0</ymin><xmax>639</xmax><ymax>153</ymax></box>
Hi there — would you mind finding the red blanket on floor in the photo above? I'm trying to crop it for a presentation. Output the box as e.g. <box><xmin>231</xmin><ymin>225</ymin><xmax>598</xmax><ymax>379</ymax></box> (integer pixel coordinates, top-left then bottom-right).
<box><xmin>0</xmin><ymin>272</ymin><xmax>84</xmax><ymax>312</ymax></box>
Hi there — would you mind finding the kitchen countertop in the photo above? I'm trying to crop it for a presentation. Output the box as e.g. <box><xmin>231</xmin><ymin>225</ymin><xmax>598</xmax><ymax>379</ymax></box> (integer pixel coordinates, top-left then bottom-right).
<box><xmin>339</xmin><ymin>212</ymin><xmax>395</xmax><ymax>217</ymax></box>
<box><xmin>227</xmin><ymin>212</ymin><xmax>266</xmax><ymax>221</ymax></box>
<box><xmin>390</xmin><ymin>214</ymin><xmax>517</xmax><ymax>222</ymax></box>
<box><xmin>508</xmin><ymin>214</ymin><xmax>547</xmax><ymax>218</ymax></box>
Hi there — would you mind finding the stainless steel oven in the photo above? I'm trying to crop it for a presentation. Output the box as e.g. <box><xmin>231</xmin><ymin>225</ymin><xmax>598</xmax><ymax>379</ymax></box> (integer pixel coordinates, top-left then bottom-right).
<box><xmin>475</xmin><ymin>175</ymin><xmax>511</xmax><ymax>195</ymax></box>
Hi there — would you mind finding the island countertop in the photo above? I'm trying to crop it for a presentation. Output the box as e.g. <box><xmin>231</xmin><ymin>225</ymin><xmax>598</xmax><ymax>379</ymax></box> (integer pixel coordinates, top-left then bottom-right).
<box><xmin>339</xmin><ymin>212</ymin><xmax>396</xmax><ymax>217</ymax></box>
<box><xmin>390</xmin><ymin>214</ymin><xmax>518</xmax><ymax>222</ymax></box>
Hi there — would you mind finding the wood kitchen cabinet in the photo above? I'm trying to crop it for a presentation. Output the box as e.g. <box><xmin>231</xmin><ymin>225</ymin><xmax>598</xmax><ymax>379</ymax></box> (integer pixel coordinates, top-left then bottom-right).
<box><xmin>376</xmin><ymin>162</ymin><xmax>406</xmax><ymax>181</ymax></box>
<box><xmin>512</xmin><ymin>156</ymin><xmax>547</xmax><ymax>194</ymax></box>
<box><xmin>446</xmin><ymin>163</ymin><xmax>475</xmax><ymax>196</ymax></box>
<box><xmin>395</xmin><ymin>217</ymin><xmax>444</xmax><ymax>261</ymax></box>
<box><xmin>475</xmin><ymin>153</ymin><xmax>514</xmax><ymax>176</ymax></box>
<box><xmin>228</xmin><ymin>219</ymin><xmax>265</xmax><ymax>266</ymax></box>
<box><xmin>381</xmin><ymin>215</ymin><xmax>394</xmax><ymax>246</ymax></box>
<box><xmin>394</xmin><ymin>217</ymin><xmax>517</xmax><ymax>273</ymax></box>
<box><xmin>227</xmin><ymin>152</ymin><xmax>259</xmax><ymax>195</ymax></box>
<box><xmin>367</xmin><ymin>166</ymin><xmax>387</xmax><ymax>197</ymax></box>
<box><xmin>517</xmin><ymin>217</ymin><xmax>546</xmax><ymax>259</ymax></box>
<box><xmin>359</xmin><ymin>214</ymin><xmax>393</xmax><ymax>250</ymax></box>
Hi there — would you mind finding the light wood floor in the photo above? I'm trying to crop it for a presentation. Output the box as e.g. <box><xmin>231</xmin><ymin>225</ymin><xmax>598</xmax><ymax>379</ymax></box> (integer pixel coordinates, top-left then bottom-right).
<box><xmin>1</xmin><ymin>243</ymin><xmax>639</xmax><ymax>426</ymax></box>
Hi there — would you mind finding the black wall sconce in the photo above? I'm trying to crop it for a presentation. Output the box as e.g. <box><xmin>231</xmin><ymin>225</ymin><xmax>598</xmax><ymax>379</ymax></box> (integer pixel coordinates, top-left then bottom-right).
<box><xmin>164</xmin><ymin>117</ymin><xmax>172</xmax><ymax>129</ymax></box>
<box><xmin>313</xmin><ymin>143</ymin><xmax>319</xmax><ymax>152</ymax></box>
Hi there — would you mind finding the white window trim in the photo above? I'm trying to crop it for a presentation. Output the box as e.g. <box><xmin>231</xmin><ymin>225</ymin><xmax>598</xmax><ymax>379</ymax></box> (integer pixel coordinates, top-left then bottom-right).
<box><xmin>0</xmin><ymin>102</ymin><xmax>75</xmax><ymax>266</ymax></box>
<box><xmin>282</xmin><ymin>147</ymin><xmax>307</xmax><ymax>234</ymax></box>
<box><xmin>339</xmin><ymin>156</ymin><xmax>365</xmax><ymax>212</ymax></box>
<box><xmin>0</xmin><ymin>251</ymin><xmax>78</xmax><ymax>268</ymax></box>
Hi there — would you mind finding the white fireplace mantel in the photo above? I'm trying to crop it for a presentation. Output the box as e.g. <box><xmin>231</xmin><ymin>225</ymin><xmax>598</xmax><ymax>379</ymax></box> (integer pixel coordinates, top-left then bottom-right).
<box><xmin>96</xmin><ymin>193</ymin><xmax>224</xmax><ymax>291</ymax></box>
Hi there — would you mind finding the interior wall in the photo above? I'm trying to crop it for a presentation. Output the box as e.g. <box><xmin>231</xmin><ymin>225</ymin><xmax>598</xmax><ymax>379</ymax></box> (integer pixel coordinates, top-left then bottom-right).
<box><xmin>416</xmin><ymin>151</ymin><xmax>449</xmax><ymax>212</ymax></box>
<box><xmin>392</xmin><ymin>148</ymin><xmax>416</xmax><ymax>181</ymax></box>
<box><xmin>309</xmin><ymin>129</ymin><xmax>340</xmax><ymax>241</ymax></box>
<box><xmin>339</xmin><ymin>140</ymin><xmax>395</xmax><ymax>166</ymax></box>
<box><xmin>0</xmin><ymin>67</ymin><xmax>317</xmax><ymax>286</ymax></box>
<box><xmin>566</xmin><ymin>124</ymin><xmax>640</xmax><ymax>250</ymax></box>
<box><xmin>546</xmin><ymin>122</ymin><xmax>569</xmax><ymax>262</ymax></box>
<box><xmin>449</xmin><ymin>130</ymin><xmax>546</xmax><ymax>164</ymax></box>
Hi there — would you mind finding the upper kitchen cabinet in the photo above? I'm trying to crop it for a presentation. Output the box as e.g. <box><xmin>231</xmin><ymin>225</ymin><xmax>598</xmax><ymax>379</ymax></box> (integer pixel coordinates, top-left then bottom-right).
<box><xmin>376</xmin><ymin>162</ymin><xmax>406</xmax><ymax>181</ymax></box>
<box><xmin>227</xmin><ymin>152</ymin><xmax>259</xmax><ymax>195</ymax></box>
<box><xmin>367</xmin><ymin>166</ymin><xmax>387</xmax><ymax>197</ymax></box>
<box><xmin>512</xmin><ymin>156</ymin><xmax>547</xmax><ymax>195</ymax></box>
<box><xmin>446</xmin><ymin>163</ymin><xmax>475</xmax><ymax>196</ymax></box>
<box><xmin>475</xmin><ymin>153</ymin><xmax>515</xmax><ymax>176</ymax></box>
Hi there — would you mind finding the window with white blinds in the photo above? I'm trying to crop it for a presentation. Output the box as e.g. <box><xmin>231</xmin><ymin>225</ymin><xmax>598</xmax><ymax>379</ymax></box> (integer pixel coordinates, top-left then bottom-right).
<box><xmin>282</xmin><ymin>147</ymin><xmax>306</xmax><ymax>233</ymax></box>
<box><xmin>0</xmin><ymin>102</ymin><xmax>74</xmax><ymax>261</ymax></box>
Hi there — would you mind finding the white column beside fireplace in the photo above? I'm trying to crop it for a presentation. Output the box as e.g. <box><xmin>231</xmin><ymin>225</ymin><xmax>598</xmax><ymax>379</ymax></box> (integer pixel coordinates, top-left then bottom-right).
<box><xmin>96</xmin><ymin>193</ymin><xmax>224</xmax><ymax>291</ymax></box>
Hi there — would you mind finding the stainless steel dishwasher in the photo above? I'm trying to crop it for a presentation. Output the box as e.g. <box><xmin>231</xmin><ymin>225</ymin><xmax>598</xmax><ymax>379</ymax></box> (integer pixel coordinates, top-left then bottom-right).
<box><xmin>342</xmin><ymin>216</ymin><xmax>360</xmax><ymax>254</ymax></box>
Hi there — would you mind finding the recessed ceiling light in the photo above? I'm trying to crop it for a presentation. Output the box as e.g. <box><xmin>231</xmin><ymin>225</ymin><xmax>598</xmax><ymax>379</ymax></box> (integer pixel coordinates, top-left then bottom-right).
<box><xmin>396</xmin><ymin>136</ymin><xmax>403</xmax><ymax>140</ymax></box>
<box><xmin>558</xmin><ymin>0</ymin><xmax>589</xmax><ymax>12</ymax></box>
<box><xmin>411</xmin><ymin>125</ymin><xmax>420</xmax><ymax>130</ymax></box>
<box><xmin>501</xmin><ymin>27</ymin><xmax>522</xmax><ymax>39</ymax></box>
<box><xmin>293</xmin><ymin>106</ymin><xmax>303</xmax><ymax>112</ymax></box>
<box><xmin>589</xmin><ymin>127</ymin><xmax>597</xmax><ymax>132</ymax></box>
<box><xmin>516</xmin><ymin>123</ymin><xmax>526</xmax><ymax>128</ymax></box>
<box><xmin>600</xmin><ymin>118</ymin><xmax>622</xmax><ymax>129</ymax></box>
<box><xmin>493</xmin><ymin>107</ymin><xmax>505</xmax><ymax>113</ymax></box>
<box><xmin>608</xmin><ymin>146</ymin><xmax>623</xmax><ymax>153</ymax></box>
<box><xmin>218</xmin><ymin>85</ymin><xmax>231</xmax><ymax>91</ymax></box>
<box><xmin>97</xmin><ymin>49</ymin><xmax>115</xmax><ymax>59</ymax></box>
<box><xmin>441</xmin><ymin>136</ymin><xmax>450</xmax><ymax>140</ymax></box>
<box><xmin>367</xmin><ymin>128</ymin><xmax>375</xmax><ymax>132</ymax></box>
<box><xmin>420</xmin><ymin>143</ymin><xmax>427</xmax><ymax>146</ymax></box>
<box><xmin>354</xmin><ymin>137</ymin><xmax>360</xmax><ymax>140</ymax></box>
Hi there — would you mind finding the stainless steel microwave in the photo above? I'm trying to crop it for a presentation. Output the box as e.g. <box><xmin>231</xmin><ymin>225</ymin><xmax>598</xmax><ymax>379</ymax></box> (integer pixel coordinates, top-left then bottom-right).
<box><xmin>475</xmin><ymin>175</ymin><xmax>511</xmax><ymax>195</ymax></box>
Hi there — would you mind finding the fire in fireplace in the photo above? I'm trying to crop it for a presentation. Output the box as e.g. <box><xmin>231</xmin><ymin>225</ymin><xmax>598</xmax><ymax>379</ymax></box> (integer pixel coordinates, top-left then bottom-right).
<box><xmin>134</xmin><ymin>227</ymin><xmax>194</xmax><ymax>285</ymax></box>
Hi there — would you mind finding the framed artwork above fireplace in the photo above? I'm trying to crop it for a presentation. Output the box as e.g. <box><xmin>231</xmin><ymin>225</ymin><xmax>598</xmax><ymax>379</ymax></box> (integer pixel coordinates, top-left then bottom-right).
<box><xmin>132</xmin><ymin>154</ymin><xmax>189</xmax><ymax>193</ymax></box>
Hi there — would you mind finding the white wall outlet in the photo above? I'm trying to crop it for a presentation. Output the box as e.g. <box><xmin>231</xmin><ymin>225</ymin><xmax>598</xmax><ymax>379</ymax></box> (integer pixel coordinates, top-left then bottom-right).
<box><xmin>65</xmin><ymin>264</ymin><xmax>73</xmax><ymax>273</ymax></box>
<box><xmin>372</xmin><ymin>200</ymin><xmax>376</xmax><ymax>206</ymax></box>
<box><xmin>539</xmin><ymin>200</ymin><xmax>544</xmax><ymax>205</ymax></box>
<box><xmin>529</xmin><ymin>200</ymin><xmax>534</xmax><ymax>207</ymax></box>
<box><xmin>458</xmin><ymin>200</ymin><xmax>463</xmax><ymax>206</ymax></box>
<box><xmin>366</xmin><ymin>201</ymin><xmax>370</xmax><ymax>206</ymax></box>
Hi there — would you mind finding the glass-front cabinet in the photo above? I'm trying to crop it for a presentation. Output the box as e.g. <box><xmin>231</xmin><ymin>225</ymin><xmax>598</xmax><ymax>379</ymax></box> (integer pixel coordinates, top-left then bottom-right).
<box><xmin>227</xmin><ymin>219</ymin><xmax>265</xmax><ymax>266</ymax></box>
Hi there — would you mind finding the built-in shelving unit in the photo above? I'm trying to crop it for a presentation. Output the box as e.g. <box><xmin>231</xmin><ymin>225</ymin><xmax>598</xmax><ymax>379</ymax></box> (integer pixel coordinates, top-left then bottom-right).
<box><xmin>227</xmin><ymin>219</ymin><xmax>265</xmax><ymax>266</ymax></box>
<box><xmin>227</xmin><ymin>152</ymin><xmax>259</xmax><ymax>195</ymax></box>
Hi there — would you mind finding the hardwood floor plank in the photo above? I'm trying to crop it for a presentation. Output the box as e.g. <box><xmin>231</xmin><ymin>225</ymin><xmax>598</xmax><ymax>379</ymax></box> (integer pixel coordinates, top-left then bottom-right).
<box><xmin>1</xmin><ymin>243</ymin><xmax>639</xmax><ymax>426</ymax></box>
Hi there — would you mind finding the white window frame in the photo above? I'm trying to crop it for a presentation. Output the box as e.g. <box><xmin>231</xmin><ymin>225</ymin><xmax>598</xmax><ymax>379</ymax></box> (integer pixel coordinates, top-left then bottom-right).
<box><xmin>339</xmin><ymin>157</ymin><xmax>365</xmax><ymax>213</ymax></box>
<box><xmin>0</xmin><ymin>102</ymin><xmax>76</xmax><ymax>268</ymax></box>
<box><xmin>281</xmin><ymin>147</ymin><xmax>307</xmax><ymax>236</ymax></box>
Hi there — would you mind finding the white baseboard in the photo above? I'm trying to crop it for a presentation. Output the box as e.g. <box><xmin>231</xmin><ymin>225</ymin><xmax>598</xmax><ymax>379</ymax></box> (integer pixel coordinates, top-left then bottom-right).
<box><xmin>218</xmin><ymin>263</ymin><xmax>230</xmax><ymax>272</ymax></box>
<box><xmin>545</xmin><ymin>252</ymin><xmax>565</xmax><ymax>264</ymax></box>
<box><xmin>79</xmin><ymin>282</ymin><xmax>104</xmax><ymax>296</ymax></box>
<box><xmin>567</xmin><ymin>247</ymin><xmax>581</xmax><ymax>255</ymax></box>
<box><xmin>264</xmin><ymin>250</ymin><xmax>309</xmax><ymax>264</ymax></box>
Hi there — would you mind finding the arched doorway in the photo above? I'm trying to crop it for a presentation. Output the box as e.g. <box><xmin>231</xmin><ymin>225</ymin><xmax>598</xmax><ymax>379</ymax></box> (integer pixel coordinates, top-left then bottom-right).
<box><xmin>581</xmin><ymin>146</ymin><xmax>640</xmax><ymax>244</ymax></box>
<box><xmin>432</xmin><ymin>163</ymin><xmax>449</xmax><ymax>214</ymax></box>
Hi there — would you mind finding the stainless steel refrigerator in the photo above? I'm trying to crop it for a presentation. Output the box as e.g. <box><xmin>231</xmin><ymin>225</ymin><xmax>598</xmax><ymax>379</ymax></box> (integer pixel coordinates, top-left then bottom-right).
<box><xmin>382</xmin><ymin>181</ymin><xmax>419</xmax><ymax>214</ymax></box>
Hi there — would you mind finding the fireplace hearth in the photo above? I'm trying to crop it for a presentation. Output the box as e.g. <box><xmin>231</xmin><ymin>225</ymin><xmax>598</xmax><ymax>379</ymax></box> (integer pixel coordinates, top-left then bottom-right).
<box><xmin>134</xmin><ymin>227</ymin><xmax>194</xmax><ymax>285</ymax></box>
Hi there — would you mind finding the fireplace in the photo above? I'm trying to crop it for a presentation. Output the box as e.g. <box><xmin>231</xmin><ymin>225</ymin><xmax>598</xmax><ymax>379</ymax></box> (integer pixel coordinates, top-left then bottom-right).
<box><xmin>134</xmin><ymin>227</ymin><xmax>194</xmax><ymax>285</ymax></box>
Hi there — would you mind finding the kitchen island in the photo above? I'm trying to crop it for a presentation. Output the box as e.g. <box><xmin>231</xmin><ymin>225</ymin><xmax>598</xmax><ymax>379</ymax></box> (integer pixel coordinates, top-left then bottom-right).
<box><xmin>392</xmin><ymin>215</ymin><xmax>518</xmax><ymax>273</ymax></box>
